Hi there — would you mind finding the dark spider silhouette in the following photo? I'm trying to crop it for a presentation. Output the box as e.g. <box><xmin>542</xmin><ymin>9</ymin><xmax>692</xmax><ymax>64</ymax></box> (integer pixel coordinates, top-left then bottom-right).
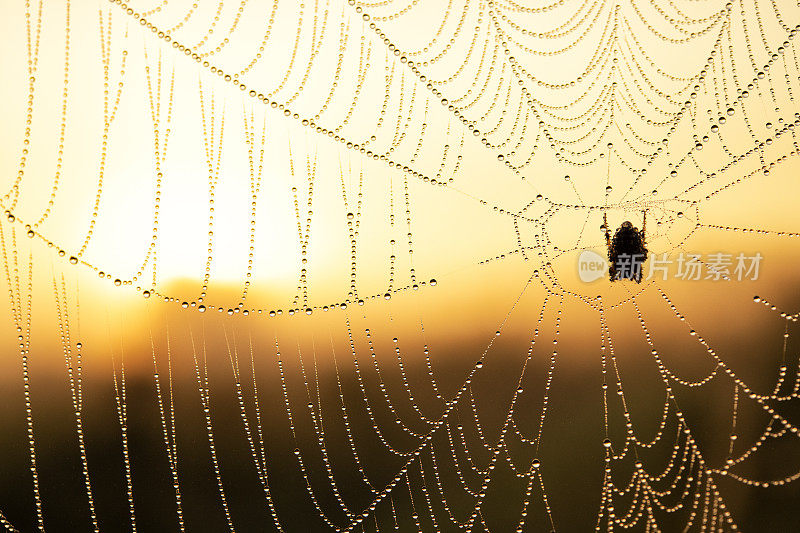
<box><xmin>603</xmin><ymin>211</ymin><xmax>647</xmax><ymax>282</ymax></box>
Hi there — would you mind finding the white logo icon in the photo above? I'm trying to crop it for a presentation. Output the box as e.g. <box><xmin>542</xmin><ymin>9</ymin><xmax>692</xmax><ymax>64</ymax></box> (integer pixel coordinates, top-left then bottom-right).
<box><xmin>578</xmin><ymin>250</ymin><xmax>607</xmax><ymax>282</ymax></box>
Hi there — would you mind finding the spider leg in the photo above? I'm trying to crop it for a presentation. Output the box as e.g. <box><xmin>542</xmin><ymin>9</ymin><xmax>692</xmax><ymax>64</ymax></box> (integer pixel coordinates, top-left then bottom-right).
<box><xmin>603</xmin><ymin>212</ymin><xmax>610</xmax><ymax>251</ymax></box>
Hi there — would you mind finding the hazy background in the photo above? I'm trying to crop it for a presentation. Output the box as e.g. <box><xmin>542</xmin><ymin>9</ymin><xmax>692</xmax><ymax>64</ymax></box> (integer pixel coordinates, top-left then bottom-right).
<box><xmin>1</xmin><ymin>0</ymin><xmax>799</xmax><ymax>531</ymax></box>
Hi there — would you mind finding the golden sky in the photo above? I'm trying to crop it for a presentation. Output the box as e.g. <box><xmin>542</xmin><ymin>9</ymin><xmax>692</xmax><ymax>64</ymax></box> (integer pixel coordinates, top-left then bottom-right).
<box><xmin>1</xmin><ymin>0</ymin><xmax>799</xmax><ymax>531</ymax></box>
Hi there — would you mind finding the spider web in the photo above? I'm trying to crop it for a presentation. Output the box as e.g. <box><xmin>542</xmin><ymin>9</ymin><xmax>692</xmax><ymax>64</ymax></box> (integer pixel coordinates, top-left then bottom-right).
<box><xmin>0</xmin><ymin>0</ymin><xmax>799</xmax><ymax>531</ymax></box>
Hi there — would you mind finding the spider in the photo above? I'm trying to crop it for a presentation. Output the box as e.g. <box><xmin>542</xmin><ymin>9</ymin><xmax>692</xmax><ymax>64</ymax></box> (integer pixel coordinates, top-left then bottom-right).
<box><xmin>603</xmin><ymin>211</ymin><xmax>648</xmax><ymax>282</ymax></box>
